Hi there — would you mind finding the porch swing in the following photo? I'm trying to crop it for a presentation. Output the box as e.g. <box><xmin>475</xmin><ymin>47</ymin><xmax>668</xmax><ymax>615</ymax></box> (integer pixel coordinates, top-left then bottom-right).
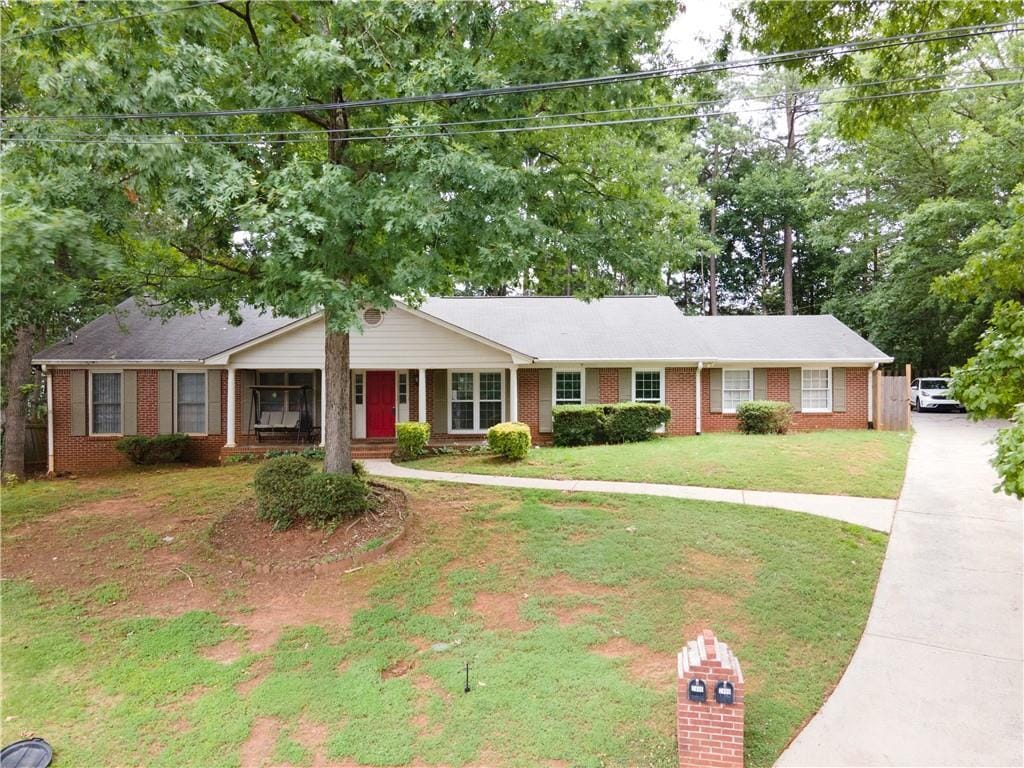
<box><xmin>247</xmin><ymin>384</ymin><xmax>315</xmax><ymax>443</ymax></box>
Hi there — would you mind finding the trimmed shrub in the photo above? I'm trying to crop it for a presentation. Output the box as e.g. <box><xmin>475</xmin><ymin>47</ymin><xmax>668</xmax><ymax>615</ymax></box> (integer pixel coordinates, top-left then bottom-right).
<box><xmin>115</xmin><ymin>434</ymin><xmax>189</xmax><ymax>465</ymax></box>
<box><xmin>395</xmin><ymin>421</ymin><xmax>431</xmax><ymax>460</ymax></box>
<box><xmin>253</xmin><ymin>455</ymin><xmax>314</xmax><ymax>530</ymax></box>
<box><xmin>298</xmin><ymin>472</ymin><xmax>373</xmax><ymax>529</ymax></box>
<box><xmin>736</xmin><ymin>400</ymin><xmax>793</xmax><ymax>435</ymax></box>
<box><xmin>603</xmin><ymin>402</ymin><xmax>671</xmax><ymax>443</ymax></box>
<box><xmin>487</xmin><ymin>422</ymin><xmax>532</xmax><ymax>460</ymax></box>
<box><xmin>552</xmin><ymin>405</ymin><xmax>606</xmax><ymax>447</ymax></box>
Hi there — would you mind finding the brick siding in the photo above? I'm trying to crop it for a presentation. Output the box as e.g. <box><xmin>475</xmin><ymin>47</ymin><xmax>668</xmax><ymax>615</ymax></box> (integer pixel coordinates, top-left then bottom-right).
<box><xmin>700</xmin><ymin>366</ymin><xmax>870</xmax><ymax>432</ymax></box>
<box><xmin>677</xmin><ymin>630</ymin><xmax>745</xmax><ymax>768</ymax></box>
<box><xmin>51</xmin><ymin>368</ymin><xmax>228</xmax><ymax>474</ymax></box>
<box><xmin>598</xmin><ymin>368</ymin><xmax>621</xmax><ymax>403</ymax></box>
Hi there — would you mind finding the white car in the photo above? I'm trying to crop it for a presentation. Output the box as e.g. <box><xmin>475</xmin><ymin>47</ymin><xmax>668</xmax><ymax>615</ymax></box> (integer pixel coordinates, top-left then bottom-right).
<box><xmin>910</xmin><ymin>377</ymin><xmax>966</xmax><ymax>412</ymax></box>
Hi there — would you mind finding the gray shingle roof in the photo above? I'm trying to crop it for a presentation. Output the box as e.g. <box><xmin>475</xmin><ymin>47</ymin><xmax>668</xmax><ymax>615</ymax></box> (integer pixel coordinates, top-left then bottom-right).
<box><xmin>34</xmin><ymin>295</ymin><xmax>891</xmax><ymax>365</ymax></box>
<box><xmin>418</xmin><ymin>296</ymin><xmax>713</xmax><ymax>361</ymax></box>
<box><xmin>34</xmin><ymin>298</ymin><xmax>299</xmax><ymax>363</ymax></box>
<box><xmin>678</xmin><ymin>315</ymin><xmax>891</xmax><ymax>362</ymax></box>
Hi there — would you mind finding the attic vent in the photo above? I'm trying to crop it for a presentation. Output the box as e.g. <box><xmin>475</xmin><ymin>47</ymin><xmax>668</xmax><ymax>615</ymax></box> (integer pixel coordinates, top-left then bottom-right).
<box><xmin>363</xmin><ymin>308</ymin><xmax>383</xmax><ymax>327</ymax></box>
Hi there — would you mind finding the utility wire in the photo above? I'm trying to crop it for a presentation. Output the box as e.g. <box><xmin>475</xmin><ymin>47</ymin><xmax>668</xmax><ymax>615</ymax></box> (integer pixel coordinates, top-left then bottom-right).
<box><xmin>4</xmin><ymin>79</ymin><xmax>1020</xmax><ymax>146</ymax></box>
<box><xmin>2</xmin><ymin>21</ymin><xmax>1019</xmax><ymax>122</ymax></box>
<box><xmin>9</xmin><ymin>68</ymin><xmax>1020</xmax><ymax>142</ymax></box>
<box><xmin>1</xmin><ymin>1</ymin><xmax>223</xmax><ymax>42</ymax></box>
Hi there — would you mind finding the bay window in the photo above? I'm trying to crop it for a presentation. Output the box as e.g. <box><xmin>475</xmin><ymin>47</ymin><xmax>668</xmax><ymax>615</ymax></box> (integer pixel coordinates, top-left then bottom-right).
<box><xmin>91</xmin><ymin>371</ymin><xmax>122</xmax><ymax>435</ymax></box>
<box><xmin>723</xmin><ymin>369</ymin><xmax>753</xmax><ymax>413</ymax></box>
<box><xmin>450</xmin><ymin>371</ymin><xmax>504</xmax><ymax>432</ymax></box>
<box><xmin>802</xmin><ymin>368</ymin><xmax>832</xmax><ymax>412</ymax></box>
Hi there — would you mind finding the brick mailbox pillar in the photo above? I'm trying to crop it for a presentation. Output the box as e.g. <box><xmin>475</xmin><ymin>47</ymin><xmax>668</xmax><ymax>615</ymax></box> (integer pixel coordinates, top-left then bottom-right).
<box><xmin>677</xmin><ymin>629</ymin><xmax>745</xmax><ymax>767</ymax></box>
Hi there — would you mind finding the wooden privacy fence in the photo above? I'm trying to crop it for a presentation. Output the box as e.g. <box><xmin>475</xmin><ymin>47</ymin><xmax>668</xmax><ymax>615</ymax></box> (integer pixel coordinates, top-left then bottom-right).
<box><xmin>874</xmin><ymin>364</ymin><xmax>911</xmax><ymax>431</ymax></box>
<box><xmin>25</xmin><ymin>420</ymin><xmax>47</xmax><ymax>473</ymax></box>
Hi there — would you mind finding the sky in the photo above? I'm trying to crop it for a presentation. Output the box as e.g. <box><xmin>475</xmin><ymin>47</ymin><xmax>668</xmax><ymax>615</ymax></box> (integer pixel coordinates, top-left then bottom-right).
<box><xmin>663</xmin><ymin>0</ymin><xmax>738</xmax><ymax>62</ymax></box>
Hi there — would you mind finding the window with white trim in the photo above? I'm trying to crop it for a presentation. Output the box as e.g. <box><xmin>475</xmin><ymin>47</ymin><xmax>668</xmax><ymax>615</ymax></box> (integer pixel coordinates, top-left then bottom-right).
<box><xmin>633</xmin><ymin>370</ymin><xmax>663</xmax><ymax>403</ymax></box>
<box><xmin>554</xmin><ymin>371</ymin><xmax>583</xmax><ymax>406</ymax></box>
<box><xmin>450</xmin><ymin>371</ymin><xmax>504</xmax><ymax>432</ymax></box>
<box><xmin>176</xmin><ymin>372</ymin><xmax>207</xmax><ymax>434</ymax></box>
<box><xmin>91</xmin><ymin>372</ymin><xmax>122</xmax><ymax>434</ymax></box>
<box><xmin>398</xmin><ymin>373</ymin><xmax>408</xmax><ymax>405</ymax></box>
<box><xmin>802</xmin><ymin>368</ymin><xmax>832</xmax><ymax>412</ymax></box>
<box><xmin>354</xmin><ymin>373</ymin><xmax>364</xmax><ymax>405</ymax></box>
<box><xmin>722</xmin><ymin>369</ymin><xmax>753</xmax><ymax>413</ymax></box>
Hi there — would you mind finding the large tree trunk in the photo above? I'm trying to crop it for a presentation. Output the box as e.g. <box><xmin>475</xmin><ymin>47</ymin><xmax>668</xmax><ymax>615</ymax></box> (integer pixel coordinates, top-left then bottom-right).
<box><xmin>323</xmin><ymin>320</ymin><xmax>353</xmax><ymax>475</ymax></box>
<box><xmin>2</xmin><ymin>325</ymin><xmax>37</xmax><ymax>481</ymax></box>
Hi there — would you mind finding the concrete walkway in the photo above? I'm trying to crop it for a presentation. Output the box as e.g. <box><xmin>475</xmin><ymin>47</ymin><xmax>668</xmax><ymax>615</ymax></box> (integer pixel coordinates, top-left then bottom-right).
<box><xmin>365</xmin><ymin>459</ymin><xmax>896</xmax><ymax>532</ymax></box>
<box><xmin>778</xmin><ymin>414</ymin><xmax>1024</xmax><ymax>767</ymax></box>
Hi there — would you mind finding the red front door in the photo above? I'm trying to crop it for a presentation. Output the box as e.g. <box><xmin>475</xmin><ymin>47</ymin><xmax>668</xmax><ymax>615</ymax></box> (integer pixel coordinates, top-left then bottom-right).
<box><xmin>366</xmin><ymin>371</ymin><xmax>396</xmax><ymax>438</ymax></box>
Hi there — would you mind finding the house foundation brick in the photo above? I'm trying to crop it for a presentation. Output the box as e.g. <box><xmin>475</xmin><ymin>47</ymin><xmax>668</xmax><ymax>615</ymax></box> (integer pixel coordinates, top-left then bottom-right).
<box><xmin>677</xmin><ymin>629</ymin><xmax>745</xmax><ymax>768</ymax></box>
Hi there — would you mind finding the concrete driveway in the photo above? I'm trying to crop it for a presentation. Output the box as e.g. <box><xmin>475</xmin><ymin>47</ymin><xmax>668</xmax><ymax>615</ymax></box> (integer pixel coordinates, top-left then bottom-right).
<box><xmin>778</xmin><ymin>413</ymin><xmax>1023</xmax><ymax>766</ymax></box>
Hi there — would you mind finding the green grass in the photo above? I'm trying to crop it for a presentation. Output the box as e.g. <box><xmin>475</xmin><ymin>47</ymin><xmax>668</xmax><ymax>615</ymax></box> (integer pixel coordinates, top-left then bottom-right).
<box><xmin>410</xmin><ymin>430</ymin><xmax>912</xmax><ymax>498</ymax></box>
<box><xmin>1</xmin><ymin>467</ymin><xmax>888</xmax><ymax>767</ymax></box>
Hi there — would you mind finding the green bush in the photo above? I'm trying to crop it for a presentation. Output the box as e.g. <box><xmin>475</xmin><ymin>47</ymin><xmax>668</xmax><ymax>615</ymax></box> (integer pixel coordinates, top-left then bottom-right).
<box><xmin>298</xmin><ymin>472</ymin><xmax>374</xmax><ymax>529</ymax></box>
<box><xmin>395</xmin><ymin>421</ymin><xmax>431</xmax><ymax>460</ymax></box>
<box><xmin>253</xmin><ymin>455</ymin><xmax>314</xmax><ymax>530</ymax></box>
<box><xmin>487</xmin><ymin>422</ymin><xmax>532</xmax><ymax>460</ymax></box>
<box><xmin>736</xmin><ymin>400</ymin><xmax>793</xmax><ymax>435</ymax></box>
<box><xmin>552</xmin><ymin>405</ymin><xmax>606</xmax><ymax>447</ymax></box>
<box><xmin>115</xmin><ymin>434</ymin><xmax>189</xmax><ymax>465</ymax></box>
<box><xmin>603</xmin><ymin>402</ymin><xmax>671</xmax><ymax>443</ymax></box>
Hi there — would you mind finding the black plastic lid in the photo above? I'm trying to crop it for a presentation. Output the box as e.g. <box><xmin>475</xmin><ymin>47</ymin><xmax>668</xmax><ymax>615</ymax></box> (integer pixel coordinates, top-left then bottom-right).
<box><xmin>1</xmin><ymin>738</ymin><xmax>53</xmax><ymax>768</ymax></box>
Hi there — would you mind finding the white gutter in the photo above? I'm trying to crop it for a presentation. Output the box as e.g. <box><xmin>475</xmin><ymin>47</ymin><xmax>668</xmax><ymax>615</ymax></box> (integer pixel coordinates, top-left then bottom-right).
<box><xmin>696</xmin><ymin>362</ymin><xmax>703</xmax><ymax>435</ymax></box>
<box><xmin>43</xmin><ymin>365</ymin><xmax>54</xmax><ymax>475</ymax></box>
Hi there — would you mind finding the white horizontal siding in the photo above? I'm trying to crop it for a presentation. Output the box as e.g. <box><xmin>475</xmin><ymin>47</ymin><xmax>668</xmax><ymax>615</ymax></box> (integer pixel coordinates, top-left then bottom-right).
<box><xmin>228</xmin><ymin>308</ymin><xmax>513</xmax><ymax>368</ymax></box>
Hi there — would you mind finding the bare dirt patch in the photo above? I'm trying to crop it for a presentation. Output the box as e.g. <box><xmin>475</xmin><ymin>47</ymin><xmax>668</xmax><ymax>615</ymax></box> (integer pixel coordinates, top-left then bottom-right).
<box><xmin>202</xmin><ymin>637</ymin><xmax>246</xmax><ymax>664</ymax></box>
<box><xmin>592</xmin><ymin>636</ymin><xmax>676</xmax><ymax>689</ymax></box>
<box><xmin>210</xmin><ymin>484</ymin><xmax>408</xmax><ymax>571</ymax></box>
<box><xmin>472</xmin><ymin>591</ymin><xmax>532</xmax><ymax>632</ymax></box>
<box><xmin>241</xmin><ymin>716</ymin><xmax>280</xmax><ymax>768</ymax></box>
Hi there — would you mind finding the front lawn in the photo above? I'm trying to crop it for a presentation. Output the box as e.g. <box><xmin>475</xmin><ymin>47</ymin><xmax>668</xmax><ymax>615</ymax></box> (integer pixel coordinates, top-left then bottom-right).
<box><xmin>410</xmin><ymin>430</ymin><xmax>912</xmax><ymax>498</ymax></box>
<box><xmin>1</xmin><ymin>465</ymin><xmax>887</xmax><ymax>767</ymax></box>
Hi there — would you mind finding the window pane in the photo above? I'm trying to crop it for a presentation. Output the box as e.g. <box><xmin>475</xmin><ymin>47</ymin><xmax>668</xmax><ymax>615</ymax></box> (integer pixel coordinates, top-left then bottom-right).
<box><xmin>634</xmin><ymin>371</ymin><xmax>661</xmax><ymax>402</ymax></box>
<box><xmin>555</xmin><ymin>372</ymin><xmax>582</xmax><ymax>404</ymax></box>
<box><xmin>479</xmin><ymin>401</ymin><xmax>502</xmax><ymax>429</ymax></box>
<box><xmin>177</xmin><ymin>373</ymin><xmax>206</xmax><ymax>433</ymax></box>
<box><xmin>723</xmin><ymin>369</ymin><xmax>752</xmax><ymax>412</ymax></box>
<box><xmin>451</xmin><ymin>401</ymin><xmax>474</xmax><ymax>430</ymax></box>
<box><xmin>92</xmin><ymin>373</ymin><xmax>121</xmax><ymax>434</ymax></box>
<box><xmin>398</xmin><ymin>374</ymin><xmax>408</xmax><ymax>404</ymax></box>
<box><xmin>354</xmin><ymin>374</ymin><xmax>363</xmax><ymax>405</ymax></box>
<box><xmin>802</xmin><ymin>369</ymin><xmax>830</xmax><ymax>410</ymax></box>
<box><xmin>479</xmin><ymin>372</ymin><xmax>502</xmax><ymax>401</ymax></box>
<box><xmin>452</xmin><ymin>373</ymin><xmax>473</xmax><ymax>401</ymax></box>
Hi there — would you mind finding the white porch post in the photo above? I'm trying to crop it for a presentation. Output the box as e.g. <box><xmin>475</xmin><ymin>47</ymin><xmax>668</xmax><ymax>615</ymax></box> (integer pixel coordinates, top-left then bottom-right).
<box><xmin>225</xmin><ymin>366</ymin><xmax>237</xmax><ymax>447</ymax></box>
<box><xmin>417</xmin><ymin>368</ymin><xmax>427</xmax><ymax>423</ymax></box>
<box><xmin>320</xmin><ymin>366</ymin><xmax>327</xmax><ymax>445</ymax></box>
<box><xmin>509</xmin><ymin>366</ymin><xmax>519</xmax><ymax>423</ymax></box>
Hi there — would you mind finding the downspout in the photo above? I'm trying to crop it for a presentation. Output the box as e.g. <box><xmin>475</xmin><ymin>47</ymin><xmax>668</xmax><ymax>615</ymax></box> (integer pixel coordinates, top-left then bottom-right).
<box><xmin>43</xmin><ymin>365</ymin><xmax>55</xmax><ymax>475</ymax></box>
<box><xmin>868</xmin><ymin>362</ymin><xmax>879</xmax><ymax>429</ymax></box>
<box><xmin>696</xmin><ymin>362</ymin><xmax>703</xmax><ymax>435</ymax></box>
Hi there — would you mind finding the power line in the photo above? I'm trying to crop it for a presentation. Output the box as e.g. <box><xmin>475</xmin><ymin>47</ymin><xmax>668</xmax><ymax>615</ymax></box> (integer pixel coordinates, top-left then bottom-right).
<box><xmin>9</xmin><ymin>68</ymin><xmax>1020</xmax><ymax>143</ymax></box>
<box><xmin>2</xmin><ymin>21</ymin><xmax>1019</xmax><ymax>122</ymax></box>
<box><xmin>5</xmin><ymin>79</ymin><xmax>1020</xmax><ymax>146</ymax></box>
<box><xmin>1</xmin><ymin>1</ymin><xmax>223</xmax><ymax>43</ymax></box>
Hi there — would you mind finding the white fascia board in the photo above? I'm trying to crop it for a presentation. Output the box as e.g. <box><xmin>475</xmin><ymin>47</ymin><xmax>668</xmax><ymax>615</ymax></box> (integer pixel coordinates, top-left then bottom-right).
<box><xmin>32</xmin><ymin>359</ymin><xmax>205</xmax><ymax>366</ymax></box>
<box><xmin>709</xmin><ymin>357</ymin><xmax>893</xmax><ymax>366</ymax></box>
